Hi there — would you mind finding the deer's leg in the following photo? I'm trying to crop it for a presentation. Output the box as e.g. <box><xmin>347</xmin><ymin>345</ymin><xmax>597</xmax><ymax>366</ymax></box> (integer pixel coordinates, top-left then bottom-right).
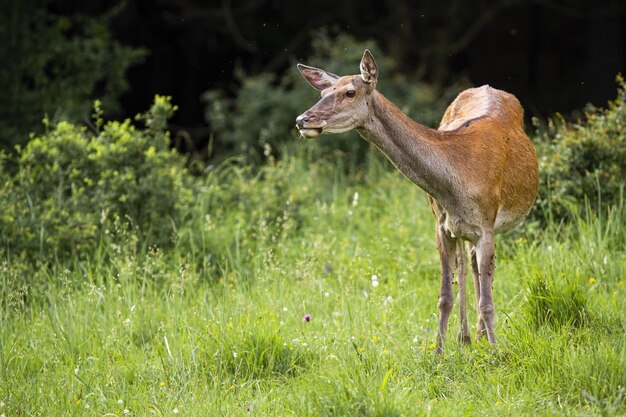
<box><xmin>470</xmin><ymin>245</ymin><xmax>486</xmax><ymax>340</ymax></box>
<box><xmin>436</xmin><ymin>229</ymin><xmax>457</xmax><ymax>354</ymax></box>
<box><xmin>456</xmin><ymin>242</ymin><xmax>471</xmax><ymax>344</ymax></box>
<box><xmin>475</xmin><ymin>232</ymin><xmax>497</xmax><ymax>345</ymax></box>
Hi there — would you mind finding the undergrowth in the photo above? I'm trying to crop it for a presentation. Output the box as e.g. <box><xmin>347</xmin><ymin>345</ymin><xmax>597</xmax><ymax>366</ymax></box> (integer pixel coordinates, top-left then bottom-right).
<box><xmin>1</xmin><ymin>145</ymin><xmax>624</xmax><ymax>416</ymax></box>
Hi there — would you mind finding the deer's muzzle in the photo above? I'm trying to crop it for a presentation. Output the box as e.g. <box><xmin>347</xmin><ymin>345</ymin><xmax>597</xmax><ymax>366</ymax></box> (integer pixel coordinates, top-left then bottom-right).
<box><xmin>296</xmin><ymin>113</ymin><xmax>325</xmax><ymax>138</ymax></box>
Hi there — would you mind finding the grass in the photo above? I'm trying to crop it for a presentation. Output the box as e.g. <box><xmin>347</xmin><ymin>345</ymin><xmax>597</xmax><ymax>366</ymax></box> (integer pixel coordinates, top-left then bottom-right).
<box><xmin>1</xmin><ymin>147</ymin><xmax>625</xmax><ymax>416</ymax></box>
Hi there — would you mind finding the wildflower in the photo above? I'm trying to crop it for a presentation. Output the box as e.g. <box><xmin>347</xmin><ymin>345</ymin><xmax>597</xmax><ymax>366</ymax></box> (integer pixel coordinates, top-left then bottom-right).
<box><xmin>124</xmin><ymin>318</ymin><xmax>131</xmax><ymax>326</ymax></box>
<box><xmin>159</xmin><ymin>380</ymin><xmax>167</xmax><ymax>387</ymax></box>
<box><xmin>352</xmin><ymin>191</ymin><xmax>359</xmax><ymax>207</ymax></box>
<box><xmin>282</xmin><ymin>306</ymin><xmax>288</xmax><ymax>312</ymax></box>
<box><xmin>74</xmin><ymin>368</ymin><xmax>79</xmax><ymax>376</ymax></box>
<box><xmin>123</xmin><ymin>409</ymin><xmax>130</xmax><ymax>414</ymax></box>
<box><xmin>588</xmin><ymin>277</ymin><xmax>596</xmax><ymax>285</ymax></box>
<box><xmin>324</xmin><ymin>291</ymin><xmax>330</xmax><ymax>297</ymax></box>
<box><xmin>302</xmin><ymin>314</ymin><xmax>311</xmax><ymax>322</ymax></box>
<box><xmin>372</xmin><ymin>280</ymin><xmax>379</xmax><ymax>288</ymax></box>
<box><xmin>118</xmin><ymin>399</ymin><xmax>124</xmax><ymax>405</ymax></box>
<box><xmin>324</xmin><ymin>263</ymin><xmax>333</xmax><ymax>274</ymax></box>
<box><xmin>245</xmin><ymin>404</ymin><xmax>253</xmax><ymax>411</ymax></box>
<box><xmin>233</xmin><ymin>351</ymin><xmax>238</xmax><ymax>358</ymax></box>
<box><xmin>429</xmin><ymin>343</ymin><xmax>437</xmax><ymax>350</ymax></box>
<box><xmin>173</xmin><ymin>408</ymin><xmax>179</xmax><ymax>414</ymax></box>
<box><xmin>413</xmin><ymin>337</ymin><xmax>418</xmax><ymax>344</ymax></box>
<box><xmin>495</xmin><ymin>401</ymin><xmax>502</xmax><ymax>406</ymax></box>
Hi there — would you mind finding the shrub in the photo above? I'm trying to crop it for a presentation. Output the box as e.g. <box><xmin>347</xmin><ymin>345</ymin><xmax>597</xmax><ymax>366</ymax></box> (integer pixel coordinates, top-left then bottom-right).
<box><xmin>204</xmin><ymin>30</ymin><xmax>465</xmax><ymax>163</ymax></box>
<box><xmin>533</xmin><ymin>76</ymin><xmax>626</xmax><ymax>223</ymax></box>
<box><xmin>0</xmin><ymin>96</ymin><xmax>192</xmax><ymax>263</ymax></box>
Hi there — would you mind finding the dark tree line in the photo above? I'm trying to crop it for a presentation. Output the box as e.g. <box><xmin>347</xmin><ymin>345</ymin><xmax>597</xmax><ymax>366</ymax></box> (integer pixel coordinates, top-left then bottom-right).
<box><xmin>1</xmin><ymin>0</ymin><xmax>625</xmax><ymax>155</ymax></box>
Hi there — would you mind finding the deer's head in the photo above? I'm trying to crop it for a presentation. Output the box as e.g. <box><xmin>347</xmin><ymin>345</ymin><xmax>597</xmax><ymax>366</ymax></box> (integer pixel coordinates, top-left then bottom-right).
<box><xmin>296</xmin><ymin>50</ymin><xmax>378</xmax><ymax>138</ymax></box>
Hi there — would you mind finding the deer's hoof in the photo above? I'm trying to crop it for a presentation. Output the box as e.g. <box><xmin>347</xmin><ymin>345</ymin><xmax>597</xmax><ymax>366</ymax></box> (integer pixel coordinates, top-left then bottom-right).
<box><xmin>457</xmin><ymin>332</ymin><xmax>472</xmax><ymax>345</ymax></box>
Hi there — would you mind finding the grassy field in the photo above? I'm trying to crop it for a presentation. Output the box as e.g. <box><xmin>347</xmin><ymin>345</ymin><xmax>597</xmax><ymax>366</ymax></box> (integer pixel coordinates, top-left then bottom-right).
<box><xmin>1</xmin><ymin>147</ymin><xmax>625</xmax><ymax>416</ymax></box>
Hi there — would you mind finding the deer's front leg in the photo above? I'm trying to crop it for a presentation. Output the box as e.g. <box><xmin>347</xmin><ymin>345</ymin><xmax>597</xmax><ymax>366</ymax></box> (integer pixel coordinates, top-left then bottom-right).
<box><xmin>475</xmin><ymin>231</ymin><xmax>497</xmax><ymax>345</ymax></box>
<box><xmin>436</xmin><ymin>228</ymin><xmax>457</xmax><ymax>354</ymax></box>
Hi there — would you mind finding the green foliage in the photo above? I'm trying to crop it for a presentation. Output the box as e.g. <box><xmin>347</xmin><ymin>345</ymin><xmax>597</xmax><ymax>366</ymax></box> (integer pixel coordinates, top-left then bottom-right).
<box><xmin>203</xmin><ymin>317</ymin><xmax>311</xmax><ymax>382</ymax></box>
<box><xmin>3</xmin><ymin>43</ymin><xmax>626</xmax><ymax>416</ymax></box>
<box><xmin>0</xmin><ymin>0</ymin><xmax>146</xmax><ymax>149</ymax></box>
<box><xmin>1</xmin><ymin>146</ymin><xmax>625</xmax><ymax>416</ymax></box>
<box><xmin>0</xmin><ymin>96</ymin><xmax>191</xmax><ymax>264</ymax></box>
<box><xmin>533</xmin><ymin>76</ymin><xmax>626</xmax><ymax>223</ymax></box>
<box><xmin>525</xmin><ymin>273</ymin><xmax>590</xmax><ymax>329</ymax></box>
<box><xmin>204</xmin><ymin>30</ymin><xmax>465</xmax><ymax>163</ymax></box>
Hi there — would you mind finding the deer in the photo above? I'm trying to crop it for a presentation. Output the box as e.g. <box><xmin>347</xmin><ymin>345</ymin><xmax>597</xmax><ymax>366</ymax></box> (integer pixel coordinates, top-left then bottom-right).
<box><xmin>295</xmin><ymin>50</ymin><xmax>538</xmax><ymax>353</ymax></box>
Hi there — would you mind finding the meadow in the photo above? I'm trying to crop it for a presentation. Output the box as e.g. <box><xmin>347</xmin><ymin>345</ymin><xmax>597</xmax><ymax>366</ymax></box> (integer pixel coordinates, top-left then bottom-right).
<box><xmin>1</xmin><ymin>141</ymin><xmax>625</xmax><ymax>416</ymax></box>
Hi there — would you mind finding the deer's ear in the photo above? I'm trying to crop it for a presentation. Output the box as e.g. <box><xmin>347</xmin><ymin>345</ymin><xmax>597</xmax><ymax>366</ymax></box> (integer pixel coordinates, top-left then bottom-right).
<box><xmin>360</xmin><ymin>49</ymin><xmax>378</xmax><ymax>85</ymax></box>
<box><xmin>297</xmin><ymin>64</ymin><xmax>340</xmax><ymax>91</ymax></box>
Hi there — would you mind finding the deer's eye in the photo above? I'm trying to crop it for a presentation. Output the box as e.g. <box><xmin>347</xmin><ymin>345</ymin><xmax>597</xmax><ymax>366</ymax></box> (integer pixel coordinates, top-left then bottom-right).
<box><xmin>346</xmin><ymin>90</ymin><xmax>356</xmax><ymax>98</ymax></box>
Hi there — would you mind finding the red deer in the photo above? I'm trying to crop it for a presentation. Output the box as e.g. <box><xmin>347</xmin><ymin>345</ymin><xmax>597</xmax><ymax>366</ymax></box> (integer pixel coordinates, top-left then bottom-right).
<box><xmin>296</xmin><ymin>50</ymin><xmax>538</xmax><ymax>353</ymax></box>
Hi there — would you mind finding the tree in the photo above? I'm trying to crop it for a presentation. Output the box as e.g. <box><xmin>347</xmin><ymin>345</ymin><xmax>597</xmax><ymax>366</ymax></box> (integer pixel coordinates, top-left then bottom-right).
<box><xmin>0</xmin><ymin>0</ymin><xmax>145</xmax><ymax>150</ymax></box>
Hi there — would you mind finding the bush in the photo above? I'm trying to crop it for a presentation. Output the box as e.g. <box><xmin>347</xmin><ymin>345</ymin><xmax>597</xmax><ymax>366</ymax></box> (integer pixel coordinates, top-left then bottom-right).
<box><xmin>0</xmin><ymin>96</ymin><xmax>192</xmax><ymax>263</ymax></box>
<box><xmin>533</xmin><ymin>76</ymin><xmax>626</xmax><ymax>224</ymax></box>
<box><xmin>204</xmin><ymin>30</ymin><xmax>466</xmax><ymax>163</ymax></box>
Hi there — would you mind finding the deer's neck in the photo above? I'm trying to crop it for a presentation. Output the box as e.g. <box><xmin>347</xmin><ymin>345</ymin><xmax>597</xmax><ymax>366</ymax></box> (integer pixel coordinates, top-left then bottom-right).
<box><xmin>357</xmin><ymin>92</ymin><xmax>456</xmax><ymax>203</ymax></box>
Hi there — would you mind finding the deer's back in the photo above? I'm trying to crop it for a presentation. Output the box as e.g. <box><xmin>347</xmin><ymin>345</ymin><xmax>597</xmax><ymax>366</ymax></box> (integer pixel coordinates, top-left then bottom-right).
<box><xmin>438</xmin><ymin>85</ymin><xmax>524</xmax><ymax>132</ymax></box>
<box><xmin>437</xmin><ymin>85</ymin><xmax>538</xmax><ymax>234</ymax></box>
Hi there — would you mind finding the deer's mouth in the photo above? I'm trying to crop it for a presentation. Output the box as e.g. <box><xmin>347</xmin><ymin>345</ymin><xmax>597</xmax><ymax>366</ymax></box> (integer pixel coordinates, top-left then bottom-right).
<box><xmin>297</xmin><ymin>126</ymin><xmax>323</xmax><ymax>138</ymax></box>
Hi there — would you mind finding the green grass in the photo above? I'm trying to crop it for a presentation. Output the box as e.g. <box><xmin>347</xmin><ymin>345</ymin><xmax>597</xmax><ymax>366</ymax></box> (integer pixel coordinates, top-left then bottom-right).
<box><xmin>1</xmin><ymin>148</ymin><xmax>625</xmax><ymax>416</ymax></box>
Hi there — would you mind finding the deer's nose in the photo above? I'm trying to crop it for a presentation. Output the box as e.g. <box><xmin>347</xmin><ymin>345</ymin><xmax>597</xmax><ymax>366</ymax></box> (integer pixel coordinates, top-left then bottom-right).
<box><xmin>296</xmin><ymin>113</ymin><xmax>317</xmax><ymax>129</ymax></box>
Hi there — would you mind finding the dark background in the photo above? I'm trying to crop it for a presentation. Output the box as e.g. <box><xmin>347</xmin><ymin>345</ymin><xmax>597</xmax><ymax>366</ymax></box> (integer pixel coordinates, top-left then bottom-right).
<box><xmin>108</xmin><ymin>0</ymin><xmax>625</xmax><ymax>127</ymax></box>
<box><xmin>7</xmin><ymin>0</ymin><xmax>626</xmax><ymax>152</ymax></box>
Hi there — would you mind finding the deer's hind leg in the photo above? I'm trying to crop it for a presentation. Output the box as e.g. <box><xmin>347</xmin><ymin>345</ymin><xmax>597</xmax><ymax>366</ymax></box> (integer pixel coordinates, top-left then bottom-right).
<box><xmin>471</xmin><ymin>245</ymin><xmax>487</xmax><ymax>340</ymax></box>
<box><xmin>456</xmin><ymin>242</ymin><xmax>471</xmax><ymax>344</ymax></box>
<box><xmin>472</xmin><ymin>232</ymin><xmax>497</xmax><ymax>345</ymax></box>
<box><xmin>435</xmin><ymin>227</ymin><xmax>458</xmax><ymax>354</ymax></box>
